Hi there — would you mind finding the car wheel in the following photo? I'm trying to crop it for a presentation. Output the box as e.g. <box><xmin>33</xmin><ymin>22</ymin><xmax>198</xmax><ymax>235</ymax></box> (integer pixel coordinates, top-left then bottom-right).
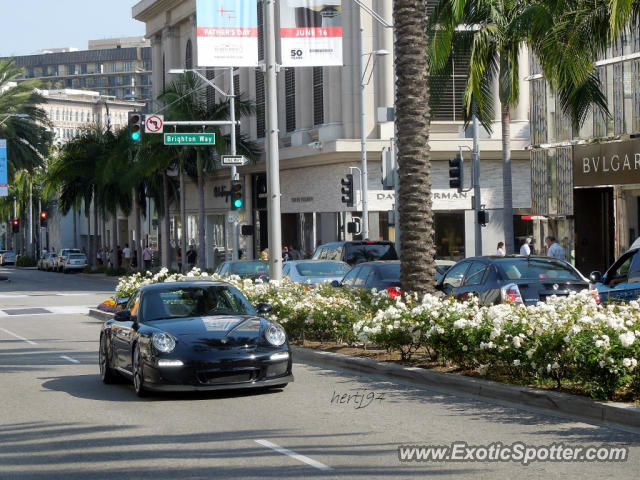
<box><xmin>132</xmin><ymin>344</ymin><xmax>147</xmax><ymax>397</ymax></box>
<box><xmin>99</xmin><ymin>335</ymin><xmax>117</xmax><ymax>384</ymax></box>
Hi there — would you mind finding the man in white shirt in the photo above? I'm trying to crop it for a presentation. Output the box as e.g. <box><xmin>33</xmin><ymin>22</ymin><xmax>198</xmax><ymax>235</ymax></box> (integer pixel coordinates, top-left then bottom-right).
<box><xmin>546</xmin><ymin>235</ymin><xmax>566</xmax><ymax>261</ymax></box>
<box><xmin>122</xmin><ymin>243</ymin><xmax>132</xmax><ymax>268</ymax></box>
<box><xmin>519</xmin><ymin>237</ymin><xmax>532</xmax><ymax>256</ymax></box>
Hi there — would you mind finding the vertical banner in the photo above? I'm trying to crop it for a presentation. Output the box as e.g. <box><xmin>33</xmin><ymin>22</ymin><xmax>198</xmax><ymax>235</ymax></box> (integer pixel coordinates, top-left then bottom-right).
<box><xmin>0</xmin><ymin>140</ymin><xmax>7</xmax><ymax>197</ymax></box>
<box><xmin>280</xmin><ymin>0</ymin><xmax>343</xmax><ymax>66</ymax></box>
<box><xmin>196</xmin><ymin>0</ymin><xmax>259</xmax><ymax>67</ymax></box>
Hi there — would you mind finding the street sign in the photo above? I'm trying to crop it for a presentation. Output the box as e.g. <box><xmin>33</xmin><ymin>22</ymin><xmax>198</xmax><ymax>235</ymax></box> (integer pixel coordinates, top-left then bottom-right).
<box><xmin>164</xmin><ymin>133</ymin><xmax>216</xmax><ymax>145</ymax></box>
<box><xmin>145</xmin><ymin>114</ymin><xmax>164</xmax><ymax>133</ymax></box>
<box><xmin>221</xmin><ymin>155</ymin><xmax>248</xmax><ymax>166</ymax></box>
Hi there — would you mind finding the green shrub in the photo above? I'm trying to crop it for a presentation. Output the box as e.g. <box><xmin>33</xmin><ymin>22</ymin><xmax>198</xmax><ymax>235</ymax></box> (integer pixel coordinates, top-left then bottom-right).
<box><xmin>16</xmin><ymin>255</ymin><xmax>37</xmax><ymax>267</ymax></box>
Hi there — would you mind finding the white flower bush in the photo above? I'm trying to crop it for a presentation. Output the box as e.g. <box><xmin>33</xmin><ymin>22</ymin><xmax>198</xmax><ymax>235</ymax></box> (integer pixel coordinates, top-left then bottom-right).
<box><xmin>114</xmin><ymin>271</ymin><xmax>640</xmax><ymax>400</ymax></box>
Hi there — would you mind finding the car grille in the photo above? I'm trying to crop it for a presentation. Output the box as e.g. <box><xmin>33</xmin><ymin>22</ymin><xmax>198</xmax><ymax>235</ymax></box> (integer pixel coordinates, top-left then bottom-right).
<box><xmin>197</xmin><ymin>369</ymin><xmax>259</xmax><ymax>385</ymax></box>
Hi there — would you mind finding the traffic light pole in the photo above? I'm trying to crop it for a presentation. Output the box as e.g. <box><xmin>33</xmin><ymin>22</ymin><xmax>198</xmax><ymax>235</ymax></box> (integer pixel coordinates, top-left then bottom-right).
<box><xmin>229</xmin><ymin>67</ymin><xmax>240</xmax><ymax>262</ymax></box>
<box><xmin>472</xmin><ymin>115</ymin><xmax>482</xmax><ymax>256</ymax></box>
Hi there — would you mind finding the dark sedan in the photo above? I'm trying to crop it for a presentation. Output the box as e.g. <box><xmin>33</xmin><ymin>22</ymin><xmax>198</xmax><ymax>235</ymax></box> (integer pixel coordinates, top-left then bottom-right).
<box><xmin>437</xmin><ymin>256</ymin><xmax>595</xmax><ymax>305</ymax></box>
<box><xmin>99</xmin><ymin>280</ymin><xmax>293</xmax><ymax>396</ymax></box>
<box><xmin>335</xmin><ymin>260</ymin><xmax>453</xmax><ymax>298</ymax></box>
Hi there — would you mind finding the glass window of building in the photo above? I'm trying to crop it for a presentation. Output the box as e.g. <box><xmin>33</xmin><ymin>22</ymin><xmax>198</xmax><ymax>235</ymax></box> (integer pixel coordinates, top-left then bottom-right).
<box><xmin>434</xmin><ymin>212</ymin><xmax>465</xmax><ymax>260</ymax></box>
<box><xmin>285</xmin><ymin>68</ymin><xmax>296</xmax><ymax>132</ymax></box>
<box><xmin>68</xmin><ymin>64</ymin><xmax>75</xmax><ymax>75</ymax></box>
<box><xmin>122</xmin><ymin>62</ymin><xmax>133</xmax><ymax>72</ymax></box>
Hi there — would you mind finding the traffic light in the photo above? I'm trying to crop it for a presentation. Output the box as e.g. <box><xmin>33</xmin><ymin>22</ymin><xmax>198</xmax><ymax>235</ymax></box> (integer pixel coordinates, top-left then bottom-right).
<box><xmin>128</xmin><ymin>111</ymin><xmax>142</xmax><ymax>144</ymax></box>
<box><xmin>449</xmin><ymin>153</ymin><xmax>463</xmax><ymax>191</ymax></box>
<box><xmin>230</xmin><ymin>180</ymin><xmax>245</xmax><ymax>210</ymax></box>
<box><xmin>341</xmin><ymin>174</ymin><xmax>354</xmax><ymax>207</ymax></box>
<box><xmin>478</xmin><ymin>210</ymin><xmax>489</xmax><ymax>226</ymax></box>
<box><xmin>40</xmin><ymin>211</ymin><xmax>48</xmax><ymax>227</ymax></box>
<box><xmin>11</xmin><ymin>219</ymin><xmax>19</xmax><ymax>233</ymax></box>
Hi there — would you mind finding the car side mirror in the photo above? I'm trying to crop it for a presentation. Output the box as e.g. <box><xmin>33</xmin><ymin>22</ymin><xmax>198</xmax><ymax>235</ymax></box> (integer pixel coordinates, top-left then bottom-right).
<box><xmin>114</xmin><ymin>310</ymin><xmax>132</xmax><ymax>321</ymax></box>
<box><xmin>255</xmin><ymin>302</ymin><xmax>273</xmax><ymax>314</ymax></box>
<box><xmin>589</xmin><ymin>271</ymin><xmax>602</xmax><ymax>283</ymax></box>
<box><xmin>331</xmin><ymin>280</ymin><xmax>341</xmax><ymax>288</ymax></box>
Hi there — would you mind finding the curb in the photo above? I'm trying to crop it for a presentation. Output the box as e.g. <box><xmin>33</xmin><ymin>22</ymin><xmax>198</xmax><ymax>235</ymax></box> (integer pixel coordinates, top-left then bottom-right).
<box><xmin>292</xmin><ymin>346</ymin><xmax>640</xmax><ymax>429</ymax></box>
<box><xmin>88</xmin><ymin>309</ymin><xmax>115</xmax><ymax>321</ymax></box>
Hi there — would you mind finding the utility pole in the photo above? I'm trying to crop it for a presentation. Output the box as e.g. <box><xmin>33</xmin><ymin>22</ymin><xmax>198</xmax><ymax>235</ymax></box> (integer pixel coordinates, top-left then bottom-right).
<box><xmin>229</xmin><ymin>66</ymin><xmax>240</xmax><ymax>261</ymax></box>
<box><xmin>264</xmin><ymin>0</ymin><xmax>282</xmax><ymax>282</ymax></box>
<box><xmin>473</xmin><ymin>115</ymin><xmax>482</xmax><ymax>256</ymax></box>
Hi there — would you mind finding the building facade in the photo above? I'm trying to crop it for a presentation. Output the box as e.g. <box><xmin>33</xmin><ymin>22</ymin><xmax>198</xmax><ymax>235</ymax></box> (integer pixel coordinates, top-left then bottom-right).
<box><xmin>529</xmin><ymin>28</ymin><xmax>640</xmax><ymax>275</ymax></box>
<box><xmin>3</xmin><ymin>37</ymin><xmax>153</xmax><ymax>107</ymax></box>
<box><xmin>133</xmin><ymin>0</ymin><xmax>533</xmax><ymax>268</ymax></box>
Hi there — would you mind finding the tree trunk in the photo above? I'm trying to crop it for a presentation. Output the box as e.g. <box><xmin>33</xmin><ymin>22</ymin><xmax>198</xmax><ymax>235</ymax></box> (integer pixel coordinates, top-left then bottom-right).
<box><xmin>197</xmin><ymin>149</ymin><xmax>206</xmax><ymax>270</ymax></box>
<box><xmin>111</xmin><ymin>214</ymin><xmax>118</xmax><ymax>269</ymax></box>
<box><xmin>86</xmin><ymin>204</ymin><xmax>92</xmax><ymax>267</ymax></box>
<box><xmin>501</xmin><ymin>103</ymin><xmax>515</xmax><ymax>254</ymax></box>
<box><xmin>180</xmin><ymin>162</ymin><xmax>187</xmax><ymax>274</ymax></box>
<box><xmin>73</xmin><ymin>207</ymin><xmax>77</xmax><ymax>249</ymax></box>
<box><xmin>93</xmin><ymin>196</ymin><xmax>99</xmax><ymax>267</ymax></box>
<box><xmin>163</xmin><ymin>170</ymin><xmax>171</xmax><ymax>269</ymax></box>
<box><xmin>135</xmin><ymin>189</ymin><xmax>143</xmax><ymax>273</ymax></box>
<box><xmin>394</xmin><ymin>0</ymin><xmax>436</xmax><ymax>296</ymax></box>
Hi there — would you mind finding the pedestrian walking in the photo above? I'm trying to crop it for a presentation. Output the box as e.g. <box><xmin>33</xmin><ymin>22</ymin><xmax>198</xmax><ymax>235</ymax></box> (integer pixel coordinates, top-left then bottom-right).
<box><xmin>187</xmin><ymin>244</ymin><xmax>197</xmax><ymax>270</ymax></box>
<box><xmin>176</xmin><ymin>247</ymin><xmax>182</xmax><ymax>272</ymax></box>
<box><xmin>288</xmin><ymin>245</ymin><xmax>301</xmax><ymax>260</ymax></box>
<box><xmin>519</xmin><ymin>237</ymin><xmax>532</xmax><ymax>256</ymax></box>
<box><xmin>282</xmin><ymin>246</ymin><xmax>290</xmax><ymax>262</ymax></box>
<box><xmin>122</xmin><ymin>243</ymin><xmax>131</xmax><ymax>268</ymax></box>
<box><xmin>496</xmin><ymin>242</ymin><xmax>506</xmax><ymax>256</ymax></box>
<box><xmin>142</xmin><ymin>245</ymin><xmax>152</xmax><ymax>271</ymax></box>
<box><xmin>545</xmin><ymin>235</ymin><xmax>566</xmax><ymax>261</ymax></box>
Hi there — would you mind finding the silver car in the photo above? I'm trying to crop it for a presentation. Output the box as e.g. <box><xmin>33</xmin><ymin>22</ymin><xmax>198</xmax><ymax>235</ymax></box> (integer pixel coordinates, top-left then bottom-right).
<box><xmin>0</xmin><ymin>250</ymin><xmax>17</xmax><ymax>265</ymax></box>
<box><xmin>62</xmin><ymin>253</ymin><xmax>87</xmax><ymax>273</ymax></box>
<box><xmin>282</xmin><ymin>260</ymin><xmax>351</xmax><ymax>286</ymax></box>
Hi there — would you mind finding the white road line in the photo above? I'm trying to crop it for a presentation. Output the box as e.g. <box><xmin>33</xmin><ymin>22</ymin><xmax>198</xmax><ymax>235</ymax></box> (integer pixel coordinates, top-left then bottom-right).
<box><xmin>0</xmin><ymin>294</ymin><xmax>29</xmax><ymax>298</ymax></box>
<box><xmin>0</xmin><ymin>327</ymin><xmax>38</xmax><ymax>345</ymax></box>
<box><xmin>57</xmin><ymin>293</ymin><xmax>91</xmax><ymax>296</ymax></box>
<box><xmin>46</xmin><ymin>306</ymin><xmax>91</xmax><ymax>314</ymax></box>
<box><xmin>60</xmin><ymin>355</ymin><xmax>80</xmax><ymax>364</ymax></box>
<box><xmin>254</xmin><ymin>439</ymin><xmax>333</xmax><ymax>471</ymax></box>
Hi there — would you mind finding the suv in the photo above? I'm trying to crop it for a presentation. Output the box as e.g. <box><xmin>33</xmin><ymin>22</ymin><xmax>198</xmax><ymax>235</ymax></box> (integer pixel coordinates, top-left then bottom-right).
<box><xmin>56</xmin><ymin>248</ymin><xmax>82</xmax><ymax>272</ymax></box>
<box><xmin>312</xmin><ymin>241</ymin><xmax>398</xmax><ymax>266</ymax></box>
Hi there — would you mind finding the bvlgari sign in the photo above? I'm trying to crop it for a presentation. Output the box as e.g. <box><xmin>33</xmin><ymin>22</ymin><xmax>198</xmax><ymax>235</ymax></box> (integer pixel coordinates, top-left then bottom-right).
<box><xmin>573</xmin><ymin>139</ymin><xmax>640</xmax><ymax>186</ymax></box>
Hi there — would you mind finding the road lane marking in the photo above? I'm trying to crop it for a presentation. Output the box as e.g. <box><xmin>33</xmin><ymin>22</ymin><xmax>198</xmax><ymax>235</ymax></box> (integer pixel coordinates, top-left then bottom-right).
<box><xmin>0</xmin><ymin>294</ymin><xmax>29</xmax><ymax>298</ymax></box>
<box><xmin>57</xmin><ymin>293</ymin><xmax>91</xmax><ymax>296</ymax></box>
<box><xmin>0</xmin><ymin>327</ymin><xmax>38</xmax><ymax>345</ymax></box>
<box><xmin>0</xmin><ymin>306</ymin><xmax>92</xmax><ymax>316</ymax></box>
<box><xmin>254</xmin><ymin>439</ymin><xmax>333</xmax><ymax>471</ymax></box>
<box><xmin>60</xmin><ymin>355</ymin><xmax>80</xmax><ymax>364</ymax></box>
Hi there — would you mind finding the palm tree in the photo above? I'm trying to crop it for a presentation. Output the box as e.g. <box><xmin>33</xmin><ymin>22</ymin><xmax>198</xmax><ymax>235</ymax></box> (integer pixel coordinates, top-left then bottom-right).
<box><xmin>428</xmin><ymin>0</ymin><xmax>608</xmax><ymax>254</ymax></box>
<box><xmin>0</xmin><ymin>59</ymin><xmax>52</xmax><ymax>177</ymax></box>
<box><xmin>158</xmin><ymin>72</ymin><xmax>259</xmax><ymax>270</ymax></box>
<box><xmin>393</xmin><ymin>0</ymin><xmax>437</xmax><ymax>296</ymax></box>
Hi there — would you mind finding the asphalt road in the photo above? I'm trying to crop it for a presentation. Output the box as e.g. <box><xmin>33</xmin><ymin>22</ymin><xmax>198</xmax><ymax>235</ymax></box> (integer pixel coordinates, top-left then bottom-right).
<box><xmin>1</xmin><ymin>266</ymin><xmax>639</xmax><ymax>479</ymax></box>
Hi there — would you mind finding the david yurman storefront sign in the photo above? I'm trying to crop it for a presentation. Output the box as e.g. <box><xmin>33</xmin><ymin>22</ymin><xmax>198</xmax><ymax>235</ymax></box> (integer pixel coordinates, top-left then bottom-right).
<box><xmin>573</xmin><ymin>139</ymin><xmax>640</xmax><ymax>186</ymax></box>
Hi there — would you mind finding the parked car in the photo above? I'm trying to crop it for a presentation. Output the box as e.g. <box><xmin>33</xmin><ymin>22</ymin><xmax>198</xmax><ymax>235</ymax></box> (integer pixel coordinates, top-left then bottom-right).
<box><xmin>282</xmin><ymin>260</ymin><xmax>351</xmax><ymax>286</ymax></box>
<box><xmin>335</xmin><ymin>260</ymin><xmax>454</xmax><ymax>298</ymax></box>
<box><xmin>590</xmin><ymin>245</ymin><xmax>640</xmax><ymax>303</ymax></box>
<box><xmin>312</xmin><ymin>240</ymin><xmax>398</xmax><ymax>266</ymax></box>
<box><xmin>56</xmin><ymin>248</ymin><xmax>82</xmax><ymax>272</ymax></box>
<box><xmin>62</xmin><ymin>253</ymin><xmax>87</xmax><ymax>273</ymax></box>
<box><xmin>37</xmin><ymin>254</ymin><xmax>48</xmax><ymax>270</ymax></box>
<box><xmin>437</xmin><ymin>255</ymin><xmax>595</xmax><ymax>306</ymax></box>
<box><xmin>99</xmin><ymin>280</ymin><xmax>292</xmax><ymax>396</ymax></box>
<box><xmin>214</xmin><ymin>260</ymin><xmax>269</xmax><ymax>280</ymax></box>
<box><xmin>45</xmin><ymin>252</ymin><xmax>59</xmax><ymax>271</ymax></box>
<box><xmin>0</xmin><ymin>250</ymin><xmax>17</xmax><ymax>265</ymax></box>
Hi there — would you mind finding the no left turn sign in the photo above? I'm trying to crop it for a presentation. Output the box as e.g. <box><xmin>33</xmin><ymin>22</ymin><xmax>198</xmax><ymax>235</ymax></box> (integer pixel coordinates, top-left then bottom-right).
<box><xmin>145</xmin><ymin>115</ymin><xmax>164</xmax><ymax>133</ymax></box>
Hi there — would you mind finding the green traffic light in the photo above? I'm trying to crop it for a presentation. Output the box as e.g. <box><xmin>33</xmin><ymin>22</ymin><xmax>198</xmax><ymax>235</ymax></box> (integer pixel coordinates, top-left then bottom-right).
<box><xmin>131</xmin><ymin>132</ymin><xmax>140</xmax><ymax>141</ymax></box>
<box><xmin>234</xmin><ymin>199</ymin><xmax>243</xmax><ymax>208</ymax></box>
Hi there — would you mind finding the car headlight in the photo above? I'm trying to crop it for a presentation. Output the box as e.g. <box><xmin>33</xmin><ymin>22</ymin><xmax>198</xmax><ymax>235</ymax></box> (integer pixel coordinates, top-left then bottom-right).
<box><xmin>152</xmin><ymin>332</ymin><xmax>176</xmax><ymax>353</ymax></box>
<box><xmin>265</xmin><ymin>324</ymin><xmax>286</xmax><ymax>347</ymax></box>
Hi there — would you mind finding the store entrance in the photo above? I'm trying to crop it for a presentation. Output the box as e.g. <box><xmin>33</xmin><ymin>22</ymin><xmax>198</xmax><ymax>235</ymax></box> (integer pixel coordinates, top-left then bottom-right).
<box><xmin>574</xmin><ymin>187</ymin><xmax>615</xmax><ymax>275</ymax></box>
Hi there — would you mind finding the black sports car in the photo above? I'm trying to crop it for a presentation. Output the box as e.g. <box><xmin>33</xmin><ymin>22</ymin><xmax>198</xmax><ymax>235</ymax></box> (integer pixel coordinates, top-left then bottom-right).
<box><xmin>99</xmin><ymin>280</ymin><xmax>293</xmax><ymax>396</ymax></box>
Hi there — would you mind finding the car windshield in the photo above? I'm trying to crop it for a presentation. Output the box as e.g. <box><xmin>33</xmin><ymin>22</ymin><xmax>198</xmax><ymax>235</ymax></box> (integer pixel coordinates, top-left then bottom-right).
<box><xmin>294</xmin><ymin>262</ymin><xmax>351</xmax><ymax>277</ymax></box>
<box><xmin>344</xmin><ymin>243</ymin><xmax>398</xmax><ymax>265</ymax></box>
<box><xmin>142</xmin><ymin>285</ymin><xmax>257</xmax><ymax>321</ymax></box>
<box><xmin>228</xmin><ymin>262</ymin><xmax>269</xmax><ymax>275</ymax></box>
<box><xmin>497</xmin><ymin>258</ymin><xmax>582</xmax><ymax>281</ymax></box>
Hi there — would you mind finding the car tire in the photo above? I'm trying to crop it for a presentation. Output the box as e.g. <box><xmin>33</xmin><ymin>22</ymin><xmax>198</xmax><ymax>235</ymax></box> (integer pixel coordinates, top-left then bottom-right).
<box><xmin>132</xmin><ymin>344</ymin><xmax>147</xmax><ymax>397</ymax></box>
<box><xmin>99</xmin><ymin>335</ymin><xmax>117</xmax><ymax>384</ymax></box>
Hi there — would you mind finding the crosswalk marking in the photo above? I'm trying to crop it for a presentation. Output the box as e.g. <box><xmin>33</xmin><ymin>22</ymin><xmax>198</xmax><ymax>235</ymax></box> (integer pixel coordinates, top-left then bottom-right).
<box><xmin>0</xmin><ymin>306</ymin><xmax>92</xmax><ymax>316</ymax></box>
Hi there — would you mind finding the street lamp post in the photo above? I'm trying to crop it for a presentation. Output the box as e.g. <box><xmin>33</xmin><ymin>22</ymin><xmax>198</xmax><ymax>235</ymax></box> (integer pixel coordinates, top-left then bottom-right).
<box><xmin>0</xmin><ymin>113</ymin><xmax>28</xmax><ymax>126</ymax></box>
<box><xmin>167</xmin><ymin>68</ymin><xmax>240</xmax><ymax>261</ymax></box>
<box><xmin>359</xmin><ymin>36</ymin><xmax>389</xmax><ymax>241</ymax></box>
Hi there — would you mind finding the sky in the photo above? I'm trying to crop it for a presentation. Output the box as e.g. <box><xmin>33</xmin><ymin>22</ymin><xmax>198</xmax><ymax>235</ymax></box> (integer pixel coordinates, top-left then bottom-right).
<box><xmin>0</xmin><ymin>0</ymin><xmax>145</xmax><ymax>57</ymax></box>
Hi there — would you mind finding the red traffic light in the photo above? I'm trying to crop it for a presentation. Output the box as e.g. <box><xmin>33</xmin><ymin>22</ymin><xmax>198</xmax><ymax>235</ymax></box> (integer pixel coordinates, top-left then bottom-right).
<box><xmin>40</xmin><ymin>212</ymin><xmax>47</xmax><ymax>220</ymax></box>
<box><xmin>12</xmin><ymin>219</ymin><xmax>18</xmax><ymax>226</ymax></box>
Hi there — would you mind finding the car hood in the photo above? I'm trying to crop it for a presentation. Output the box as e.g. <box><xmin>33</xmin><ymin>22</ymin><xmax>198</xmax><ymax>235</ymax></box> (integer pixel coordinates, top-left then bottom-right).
<box><xmin>145</xmin><ymin>315</ymin><xmax>265</xmax><ymax>347</ymax></box>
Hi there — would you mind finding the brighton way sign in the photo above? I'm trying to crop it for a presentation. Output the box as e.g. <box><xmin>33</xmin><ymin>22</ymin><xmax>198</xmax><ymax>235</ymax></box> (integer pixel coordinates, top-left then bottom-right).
<box><xmin>164</xmin><ymin>133</ymin><xmax>216</xmax><ymax>145</ymax></box>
